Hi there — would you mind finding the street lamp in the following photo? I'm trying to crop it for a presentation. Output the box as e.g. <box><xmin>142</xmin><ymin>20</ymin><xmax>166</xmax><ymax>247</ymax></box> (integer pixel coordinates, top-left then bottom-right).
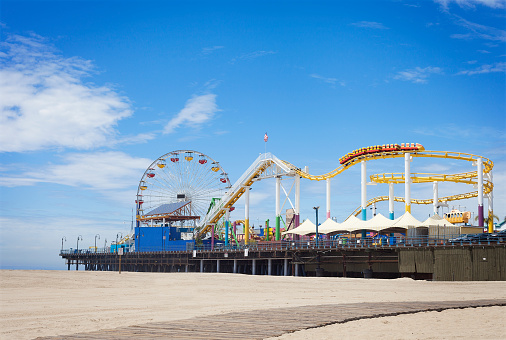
<box><xmin>116</xmin><ymin>232</ymin><xmax>123</xmax><ymax>254</ymax></box>
<box><xmin>94</xmin><ymin>234</ymin><xmax>100</xmax><ymax>253</ymax></box>
<box><xmin>313</xmin><ymin>206</ymin><xmax>319</xmax><ymax>248</ymax></box>
<box><xmin>76</xmin><ymin>235</ymin><xmax>83</xmax><ymax>253</ymax></box>
<box><xmin>61</xmin><ymin>236</ymin><xmax>66</xmax><ymax>252</ymax></box>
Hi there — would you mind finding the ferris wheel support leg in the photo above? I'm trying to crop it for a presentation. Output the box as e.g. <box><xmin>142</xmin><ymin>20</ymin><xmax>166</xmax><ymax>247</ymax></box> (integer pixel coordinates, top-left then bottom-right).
<box><xmin>433</xmin><ymin>182</ymin><xmax>438</xmax><ymax>216</ymax></box>
<box><xmin>326</xmin><ymin>178</ymin><xmax>331</xmax><ymax>219</ymax></box>
<box><xmin>477</xmin><ymin>157</ymin><xmax>484</xmax><ymax>228</ymax></box>
<box><xmin>245</xmin><ymin>187</ymin><xmax>250</xmax><ymax>245</ymax></box>
<box><xmin>276</xmin><ymin>177</ymin><xmax>281</xmax><ymax>241</ymax></box>
<box><xmin>361</xmin><ymin>160</ymin><xmax>367</xmax><ymax>221</ymax></box>
<box><xmin>388</xmin><ymin>183</ymin><xmax>394</xmax><ymax>220</ymax></box>
<box><xmin>404</xmin><ymin>153</ymin><xmax>412</xmax><ymax>213</ymax></box>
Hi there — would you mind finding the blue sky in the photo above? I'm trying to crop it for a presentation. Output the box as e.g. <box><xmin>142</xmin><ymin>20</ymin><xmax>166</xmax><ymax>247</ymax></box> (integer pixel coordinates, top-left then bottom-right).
<box><xmin>1</xmin><ymin>0</ymin><xmax>505</xmax><ymax>269</ymax></box>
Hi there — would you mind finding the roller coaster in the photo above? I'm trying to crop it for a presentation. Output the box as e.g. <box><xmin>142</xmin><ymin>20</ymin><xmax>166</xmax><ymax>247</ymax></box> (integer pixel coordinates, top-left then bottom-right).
<box><xmin>196</xmin><ymin>143</ymin><xmax>494</xmax><ymax>239</ymax></box>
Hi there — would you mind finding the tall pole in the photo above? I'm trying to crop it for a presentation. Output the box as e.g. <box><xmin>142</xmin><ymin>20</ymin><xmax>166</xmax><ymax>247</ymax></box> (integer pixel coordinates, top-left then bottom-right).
<box><xmin>225</xmin><ymin>208</ymin><xmax>230</xmax><ymax>247</ymax></box>
<box><xmin>76</xmin><ymin>235</ymin><xmax>82</xmax><ymax>271</ymax></box>
<box><xmin>294</xmin><ymin>175</ymin><xmax>301</xmax><ymax>240</ymax></box>
<box><xmin>313</xmin><ymin>206</ymin><xmax>319</xmax><ymax>248</ymax></box>
<box><xmin>433</xmin><ymin>182</ymin><xmax>438</xmax><ymax>215</ymax></box>
<box><xmin>361</xmin><ymin>160</ymin><xmax>367</xmax><ymax>221</ymax></box>
<box><xmin>326</xmin><ymin>178</ymin><xmax>331</xmax><ymax>219</ymax></box>
<box><xmin>404</xmin><ymin>153</ymin><xmax>411</xmax><ymax>213</ymax></box>
<box><xmin>61</xmin><ymin>236</ymin><xmax>66</xmax><ymax>252</ymax></box>
<box><xmin>388</xmin><ymin>183</ymin><xmax>394</xmax><ymax>220</ymax></box>
<box><xmin>477</xmin><ymin>157</ymin><xmax>484</xmax><ymax>228</ymax></box>
<box><xmin>275</xmin><ymin>176</ymin><xmax>281</xmax><ymax>241</ymax></box>
<box><xmin>94</xmin><ymin>234</ymin><xmax>100</xmax><ymax>253</ymax></box>
<box><xmin>487</xmin><ymin>170</ymin><xmax>493</xmax><ymax>233</ymax></box>
<box><xmin>244</xmin><ymin>187</ymin><xmax>250</xmax><ymax>245</ymax></box>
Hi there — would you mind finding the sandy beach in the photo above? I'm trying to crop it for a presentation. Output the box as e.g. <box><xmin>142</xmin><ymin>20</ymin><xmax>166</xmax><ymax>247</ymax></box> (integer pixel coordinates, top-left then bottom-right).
<box><xmin>1</xmin><ymin>270</ymin><xmax>505</xmax><ymax>339</ymax></box>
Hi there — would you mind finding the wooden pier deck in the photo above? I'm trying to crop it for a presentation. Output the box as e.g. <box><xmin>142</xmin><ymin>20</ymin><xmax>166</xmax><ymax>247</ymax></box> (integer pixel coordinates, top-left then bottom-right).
<box><xmin>37</xmin><ymin>299</ymin><xmax>506</xmax><ymax>339</ymax></box>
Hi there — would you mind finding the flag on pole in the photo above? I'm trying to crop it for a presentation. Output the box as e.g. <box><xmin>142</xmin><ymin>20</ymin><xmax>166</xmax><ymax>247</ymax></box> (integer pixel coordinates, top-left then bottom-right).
<box><xmin>264</xmin><ymin>133</ymin><xmax>268</xmax><ymax>142</ymax></box>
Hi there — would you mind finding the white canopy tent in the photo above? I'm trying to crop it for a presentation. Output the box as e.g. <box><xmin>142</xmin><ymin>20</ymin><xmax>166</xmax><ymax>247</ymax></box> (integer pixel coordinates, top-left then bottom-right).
<box><xmin>282</xmin><ymin>219</ymin><xmax>316</xmax><ymax>236</ymax></box>
<box><xmin>317</xmin><ymin>218</ymin><xmax>348</xmax><ymax>234</ymax></box>
<box><xmin>420</xmin><ymin>214</ymin><xmax>456</xmax><ymax>227</ymax></box>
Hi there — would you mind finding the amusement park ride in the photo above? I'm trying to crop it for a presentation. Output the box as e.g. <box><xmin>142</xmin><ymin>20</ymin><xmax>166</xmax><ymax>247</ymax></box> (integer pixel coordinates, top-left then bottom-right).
<box><xmin>120</xmin><ymin>143</ymin><xmax>494</xmax><ymax>252</ymax></box>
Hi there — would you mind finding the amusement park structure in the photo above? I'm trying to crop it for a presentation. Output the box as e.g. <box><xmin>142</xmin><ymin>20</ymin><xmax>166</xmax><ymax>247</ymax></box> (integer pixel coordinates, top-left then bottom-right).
<box><xmin>127</xmin><ymin>143</ymin><xmax>494</xmax><ymax>251</ymax></box>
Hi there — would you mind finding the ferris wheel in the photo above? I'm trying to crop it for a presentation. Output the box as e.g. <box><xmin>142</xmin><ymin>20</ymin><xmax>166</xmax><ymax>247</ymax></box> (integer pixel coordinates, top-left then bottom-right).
<box><xmin>135</xmin><ymin>150</ymin><xmax>231</xmax><ymax>229</ymax></box>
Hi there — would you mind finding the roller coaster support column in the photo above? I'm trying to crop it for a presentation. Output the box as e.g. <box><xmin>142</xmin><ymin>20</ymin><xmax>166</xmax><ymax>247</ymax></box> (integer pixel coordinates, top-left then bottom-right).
<box><xmin>388</xmin><ymin>183</ymin><xmax>394</xmax><ymax>220</ymax></box>
<box><xmin>295</xmin><ymin>175</ymin><xmax>301</xmax><ymax>240</ymax></box>
<box><xmin>326</xmin><ymin>178</ymin><xmax>331</xmax><ymax>219</ymax></box>
<box><xmin>361</xmin><ymin>160</ymin><xmax>367</xmax><ymax>239</ymax></box>
<box><xmin>433</xmin><ymin>182</ymin><xmax>438</xmax><ymax>215</ymax></box>
<box><xmin>477</xmin><ymin>158</ymin><xmax>484</xmax><ymax>228</ymax></box>
<box><xmin>405</xmin><ymin>153</ymin><xmax>412</xmax><ymax>213</ymax></box>
<box><xmin>245</xmin><ymin>187</ymin><xmax>250</xmax><ymax>245</ymax></box>
<box><xmin>487</xmin><ymin>170</ymin><xmax>493</xmax><ymax>233</ymax></box>
<box><xmin>275</xmin><ymin>176</ymin><xmax>281</xmax><ymax>241</ymax></box>
<box><xmin>361</xmin><ymin>160</ymin><xmax>367</xmax><ymax>221</ymax></box>
<box><xmin>225</xmin><ymin>208</ymin><xmax>230</xmax><ymax>247</ymax></box>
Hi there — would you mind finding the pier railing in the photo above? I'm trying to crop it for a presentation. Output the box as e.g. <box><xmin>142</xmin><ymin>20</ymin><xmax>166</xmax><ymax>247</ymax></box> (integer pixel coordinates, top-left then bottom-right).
<box><xmin>60</xmin><ymin>234</ymin><xmax>504</xmax><ymax>255</ymax></box>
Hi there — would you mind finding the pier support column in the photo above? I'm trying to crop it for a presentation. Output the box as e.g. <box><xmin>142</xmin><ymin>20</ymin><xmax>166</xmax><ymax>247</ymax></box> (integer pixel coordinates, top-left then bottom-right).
<box><xmin>268</xmin><ymin>259</ymin><xmax>272</xmax><ymax>276</ymax></box>
<box><xmin>433</xmin><ymin>182</ymin><xmax>438</xmax><ymax>215</ymax></box>
<box><xmin>216</xmin><ymin>259</ymin><xmax>220</xmax><ymax>273</ymax></box>
<box><xmin>326</xmin><ymin>178</ymin><xmax>331</xmax><ymax>219</ymax></box>
<box><xmin>295</xmin><ymin>263</ymin><xmax>299</xmax><ymax>277</ymax></box>
<box><xmin>405</xmin><ymin>153</ymin><xmax>412</xmax><ymax>213</ymax></box>
<box><xmin>477</xmin><ymin>157</ymin><xmax>484</xmax><ymax>228</ymax></box>
<box><xmin>233</xmin><ymin>259</ymin><xmax>237</xmax><ymax>273</ymax></box>
<box><xmin>245</xmin><ymin>187</ymin><xmax>250</xmax><ymax>245</ymax></box>
<box><xmin>185</xmin><ymin>264</ymin><xmax>188</xmax><ymax>273</ymax></box>
<box><xmin>275</xmin><ymin>177</ymin><xmax>281</xmax><ymax>241</ymax></box>
<box><xmin>252</xmin><ymin>259</ymin><xmax>256</xmax><ymax>275</ymax></box>
<box><xmin>389</xmin><ymin>183</ymin><xmax>394</xmax><ymax>220</ymax></box>
<box><xmin>284</xmin><ymin>259</ymin><xmax>288</xmax><ymax>276</ymax></box>
<box><xmin>200</xmin><ymin>259</ymin><xmax>204</xmax><ymax>273</ymax></box>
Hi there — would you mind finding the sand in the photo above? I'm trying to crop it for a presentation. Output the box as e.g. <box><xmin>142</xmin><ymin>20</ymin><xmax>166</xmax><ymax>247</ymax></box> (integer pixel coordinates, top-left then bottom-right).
<box><xmin>0</xmin><ymin>270</ymin><xmax>505</xmax><ymax>339</ymax></box>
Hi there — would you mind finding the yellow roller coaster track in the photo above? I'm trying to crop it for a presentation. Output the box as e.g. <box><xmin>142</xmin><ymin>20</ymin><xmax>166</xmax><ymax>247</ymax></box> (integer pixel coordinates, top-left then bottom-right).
<box><xmin>282</xmin><ymin>150</ymin><xmax>493</xmax><ymax>181</ymax></box>
<box><xmin>283</xmin><ymin>149</ymin><xmax>494</xmax><ymax>220</ymax></box>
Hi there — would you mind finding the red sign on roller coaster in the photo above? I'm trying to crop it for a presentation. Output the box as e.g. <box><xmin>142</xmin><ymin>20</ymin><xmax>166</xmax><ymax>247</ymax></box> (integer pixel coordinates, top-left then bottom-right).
<box><xmin>135</xmin><ymin>143</ymin><xmax>494</xmax><ymax>245</ymax></box>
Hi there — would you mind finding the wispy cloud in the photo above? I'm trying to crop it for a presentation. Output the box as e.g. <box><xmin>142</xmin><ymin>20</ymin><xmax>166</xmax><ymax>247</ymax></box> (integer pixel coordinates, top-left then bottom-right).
<box><xmin>394</xmin><ymin>66</ymin><xmax>442</xmax><ymax>84</ymax></box>
<box><xmin>450</xmin><ymin>16</ymin><xmax>506</xmax><ymax>42</ymax></box>
<box><xmin>201</xmin><ymin>45</ymin><xmax>224</xmax><ymax>55</ymax></box>
<box><xmin>230</xmin><ymin>50</ymin><xmax>276</xmax><ymax>64</ymax></box>
<box><xmin>350</xmin><ymin>21</ymin><xmax>389</xmax><ymax>29</ymax></box>
<box><xmin>434</xmin><ymin>0</ymin><xmax>505</xmax><ymax>10</ymax></box>
<box><xmin>309</xmin><ymin>73</ymin><xmax>346</xmax><ymax>86</ymax></box>
<box><xmin>0</xmin><ymin>33</ymin><xmax>136</xmax><ymax>153</ymax></box>
<box><xmin>457</xmin><ymin>61</ymin><xmax>506</xmax><ymax>75</ymax></box>
<box><xmin>164</xmin><ymin>93</ymin><xmax>220</xmax><ymax>134</ymax></box>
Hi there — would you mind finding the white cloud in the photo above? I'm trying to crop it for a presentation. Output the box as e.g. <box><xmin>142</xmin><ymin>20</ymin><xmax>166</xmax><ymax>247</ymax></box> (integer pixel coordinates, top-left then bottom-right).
<box><xmin>434</xmin><ymin>0</ymin><xmax>505</xmax><ymax>10</ymax></box>
<box><xmin>457</xmin><ymin>61</ymin><xmax>506</xmax><ymax>75</ymax></box>
<box><xmin>0</xmin><ymin>33</ymin><xmax>136</xmax><ymax>152</ymax></box>
<box><xmin>0</xmin><ymin>151</ymin><xmax>151</xmax><ymax>198</ymax></box>
<box><xmin>164</xmin><ymin>94</ymin><xmax>220</xmax><ymax>134</ymax></box>
<box><xmin>310</xmin><ymin>74</ymin><xmax>346</xmax><ymax>86</ymax></box>
<box><xmin>350</xmin><ymin>21</ymin><xmax>389</xmax><ymax>29</ymax></box>
<box><xmin>394</xmin><ymin>66</ymin><xmax>442</xmax><ymax>84</ymax></box>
